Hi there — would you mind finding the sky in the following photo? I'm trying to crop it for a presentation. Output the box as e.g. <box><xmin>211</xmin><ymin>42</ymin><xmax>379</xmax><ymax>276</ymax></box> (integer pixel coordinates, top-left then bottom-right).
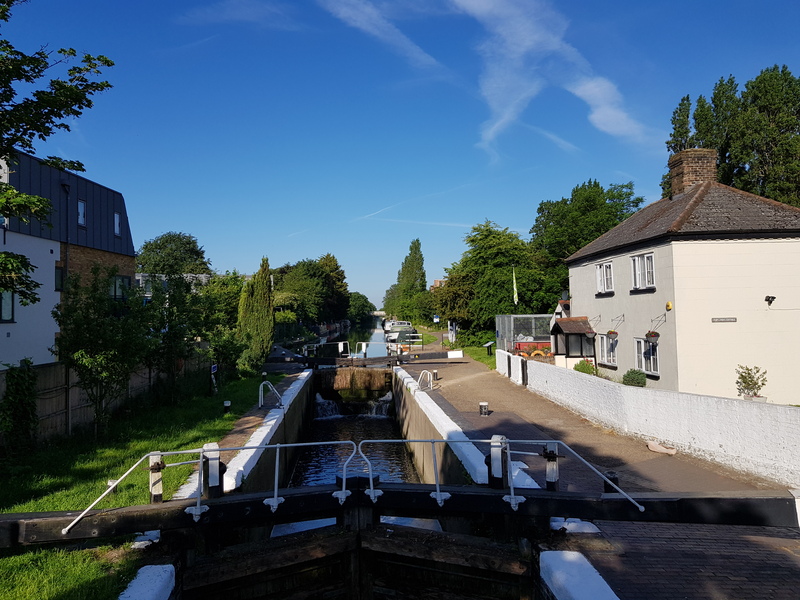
<box><xmin>7</xmin><ymin>0</ymin><xmax>800</xmax><ymax>307</ymax></box>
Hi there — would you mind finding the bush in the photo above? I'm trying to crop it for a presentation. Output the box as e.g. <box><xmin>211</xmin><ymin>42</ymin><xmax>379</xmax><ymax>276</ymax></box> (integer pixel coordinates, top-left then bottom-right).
<box><xmin>735</xmin><ymin>364</ymin><xmax>767</xmax><ymax>397</ymax></box>
<box><xmin>573</xmin><ymin>359</ymin><xmax>596</xmax><ymax>375</ymax></box>
<box><xmin>453</xmin><ymin>329</ymin><xmax>496</xmax><ymax>348</ymax></box>
<box><xmin>622</xmin><ymin>369</ymin><xmax>646</xmax><ymax>387</ymax></box>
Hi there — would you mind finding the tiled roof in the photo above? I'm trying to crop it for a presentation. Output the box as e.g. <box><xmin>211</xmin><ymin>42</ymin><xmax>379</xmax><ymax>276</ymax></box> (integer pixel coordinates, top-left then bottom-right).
<box><xmin>551</xmin><ymin>317</ymin><xmax>593</xmax><ymax>335</ymax></box>
<box><xmin>566</xmin><ymin>181</ymin><xmax>800</xmax><ymax>263</ymax></box>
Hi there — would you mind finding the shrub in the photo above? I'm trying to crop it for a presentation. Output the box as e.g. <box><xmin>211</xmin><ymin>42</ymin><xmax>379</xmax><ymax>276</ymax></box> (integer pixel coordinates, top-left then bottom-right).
<box><xmin>735</xmin><ymin>365</ymin><xmax>767</xmax><ymax>397</ymax></box>
<box><xmin>573</xmin><ymin>359</ymin><xmax>596</xmax><ymax>375</ymax></box>
<box><xmin>622</xmin><ymin>369</ymin><xmax>646</xmax><ymax>387</ymax></box>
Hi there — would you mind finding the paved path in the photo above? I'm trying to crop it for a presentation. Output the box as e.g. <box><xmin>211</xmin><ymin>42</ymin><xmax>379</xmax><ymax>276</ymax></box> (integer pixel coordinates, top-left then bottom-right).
<box><xmin>401</xmin><ymin>347</ymin><xmax>800</xmax><ymax>600</ymax></box>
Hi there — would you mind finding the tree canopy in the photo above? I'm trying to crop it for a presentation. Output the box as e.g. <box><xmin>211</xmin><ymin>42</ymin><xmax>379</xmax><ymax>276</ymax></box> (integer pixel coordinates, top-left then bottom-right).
<box><xmin>137</xmin><ymin>231</ymin><xmax>212</xmax><ymax>275</ymax></box>
<box><xmin>237</xmin><ymin>257</ymin><xmax>274</xmax><ymax>373</ymax></box>
<box><xmin>665</xmin><ymin>65</ymin><xmax>800</xmax><ymax>205</ymax></box>
<box><xmin>383</xmin><ymin>238</ymin><xmax>428</xmax><ymax>320</ymax></box>
<box><xmin>0</xmin><ymin>0</ymin><xmax>113</xmax><ymax>303</ymax></box>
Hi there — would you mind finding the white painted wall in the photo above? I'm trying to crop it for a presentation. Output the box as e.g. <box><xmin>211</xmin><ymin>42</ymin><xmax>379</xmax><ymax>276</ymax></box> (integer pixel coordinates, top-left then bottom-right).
<box><xmin>496</xmin><ymin>350</ymin><xmax>800</xmax><ymax>489</ymax></box>
<box><xmin>672</xmin><ymin>239</ymin><xmax>800</xmax><ymax>403</ymax></box>
<box><xmin>0</xmin><ymin>231</ymin><xmax>60</xmax><ymax>367</ymax></box>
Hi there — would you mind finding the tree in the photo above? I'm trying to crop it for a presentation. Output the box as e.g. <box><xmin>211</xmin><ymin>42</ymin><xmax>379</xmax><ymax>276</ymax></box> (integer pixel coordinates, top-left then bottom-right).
<box><xmin>347</xmin><ymin>292</ymin><xmax>376</xmax><ymax>324</ymax></box>
<box><xmin>237</xmin><ymin>257</ymin><xmax>274</xmax><ymax>373</ymax></box>
<box><xmin>52</xmin><ymin>267</ymin><xmax>148</xmax><ymax>434</ymax></box>
<box><xmin>530</xmin><ymin>181</ymin><xmax>643</xmax><ymax>310</ymax></box>
<box><xmin>317</xmin><ymin>253</ymin><xmax>349</xmax><ymax>321</ymax></box>
<box><xmin>664</xmin><ymin>65</ymin><xmax>800</xmax><ymax>206</ymax></box>
<box><xmin>0</xmin><ymin>0</ymin><xmax>113</xmax><ymax>303</ymax></box>
<box><xmin>383</xmin><ymin>239</ymin><xmax>428</xmax><ymax>320</ymax></box>
<box><xmin>198</xmin><ymin>271</ymin><xmax>246</xmax><ymax>383</ymax></box>
<box><xmin>137</xmin><ymin>231</ymin><xmax>212</xmax><ymax>275</ymax></box>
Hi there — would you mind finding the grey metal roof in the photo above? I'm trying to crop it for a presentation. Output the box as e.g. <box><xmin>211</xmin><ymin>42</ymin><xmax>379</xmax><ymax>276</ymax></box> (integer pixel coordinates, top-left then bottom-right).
<box><xmin>566</xmin><ymin>181</ymin><xmax>800</xmax><ymax>264</ymax></box>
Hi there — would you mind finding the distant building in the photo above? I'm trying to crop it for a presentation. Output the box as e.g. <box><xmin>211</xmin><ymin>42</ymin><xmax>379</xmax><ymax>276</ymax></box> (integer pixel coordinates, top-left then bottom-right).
<box><xmin>1</xmin><ymin>152</ymin><xmax>135</xmax><ymax>367</ymax></box>
<box><xmin>560</xmin><ymin>148</ymin><xmax>800</xmax><ymax>404</ymax></box>
<box><xmin>430</xmin><ymin>279</ymin><xmax>447</xmax><ymax>292</ymax></box>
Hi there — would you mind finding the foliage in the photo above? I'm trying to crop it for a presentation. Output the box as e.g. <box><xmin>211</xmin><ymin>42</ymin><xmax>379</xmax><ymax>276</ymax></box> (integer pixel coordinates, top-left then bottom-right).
<box><xmin>735</xmin><ymin>364</ymin><xmax>767</xmax><ymax>397</ymax></box>
<box><xmin>272</xmin><ymin>254</ymin><xmax>350</xmax><ymax>325</ymax></box>
<box><xmin>664</xmin><ymin>65</ymin><xmax>800</xmax><ymax>206</ymax></box>
<box><xmin>383</xmin><ymin>239</ymin><xmax>428</xmax><ymax>320</ymax></box>
<box><xmin>237</xmin><ymin>257</ymin><xmax>274</xmax><ymax>374</ymax></box>
<box><xmin>0</xmin><ymin>358</ymin><xmax>38</xmax><ymax>453</ymax></box>
<box><xmin>317</xmin><ymin>253</ymin><xmax>350</xmax><ymax>321</ymax></box>
<box><xmin>347</xmin><ymin>291</ymin><xmax>376</xmax><ymax>323</ymax></box>
<box><xmin>51</xmin><ymin>267</ymin><xmax>149</xmax><ymax>433</ymax></box>
<box><xmin>449</xmin><ymin>328</ymin><xmax>496</xmax><ymax>348</ymax></box>
<box><xmin>0</xmin><ymin>0</ymin><xmax>113</xmax><ymax>303</ymax></box>
<box><xmin>573</xmin><ymin>359</ymin><xmax>597</xmax><ymax>376</ymax></box>
<box><xmin>530</xmin><ymin>181</ymin><xmax>644</xmax><ymax>311</ymax></box>
<box><xmin>136</xmin><ymin>231</ymin><xmax>212</xmax><ymax>275</ymax></box>
<box><xmin>622</xmin><ymin>369</ymin><xmax>647</xmax><ymax>387</ymax></box>
<box><xmin>197</xmin><ymin>270</ymin><xmax>246</xmax><ymax>380</ymax></box>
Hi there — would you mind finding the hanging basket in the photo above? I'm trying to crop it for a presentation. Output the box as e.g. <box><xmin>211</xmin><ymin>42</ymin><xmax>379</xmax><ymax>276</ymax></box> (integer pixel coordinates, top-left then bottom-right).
<box><xmin>607</xmin><ymin>330</ymin><xmax>619</xmax><ymax>340</ymax></box>
<box><xmin>645</xmin><ymin>331</ymin><xmax>660</xmax><ymax>343</ymax></box>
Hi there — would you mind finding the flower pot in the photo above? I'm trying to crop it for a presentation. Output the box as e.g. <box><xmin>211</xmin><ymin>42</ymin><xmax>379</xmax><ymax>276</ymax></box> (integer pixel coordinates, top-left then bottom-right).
<box><xmin>645</xmin><ymin>332</ymin><xmax>659</xmax><ymax>343</ymax></box>
<box><xmin>607</xmin><ymin>331</ymin><xmax>618</xmax><ymax>340</ymax></box>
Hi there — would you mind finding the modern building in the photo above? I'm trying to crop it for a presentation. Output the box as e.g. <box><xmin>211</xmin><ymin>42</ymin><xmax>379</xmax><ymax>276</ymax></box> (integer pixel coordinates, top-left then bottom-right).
<box><xmin>0</xmin><ymin>152</ymin><xmax>135</xmax><ymax>367</ymax></box>
<box><xmin>559</xmin><ymin>148</ymin><xmax>800</xmax><ymax>404</ymax></box>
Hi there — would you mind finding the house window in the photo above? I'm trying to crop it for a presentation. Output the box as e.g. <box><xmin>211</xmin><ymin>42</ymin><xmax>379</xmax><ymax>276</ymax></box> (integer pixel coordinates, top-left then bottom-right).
<box><xmin>0</xmin><ymin>291</ymin><xmax>14</xmax><ymax>322</ymax></box>
<box><xmin>595</xmin><ymin>261</ymin><xmax>614</xmax><ymax>294</ymax></box>
<box><xmin>598</xmin><ymin>334</ymin><xmax>617</xmax><ymax>366</ymax></box>
<box><xmin>114</xmin><ymin>212</ymin><xmax>121</xmax><ymax>236</ymax></box>
<box><xmin>566</xmin><ymin>334</ymin><xmax>595</xmax><ymax>358</ymax></box>
<box><xmin>635</xmin><ymin>338</ymin><xmax>659</xmax><ymax>375</ymax></box>
<box><xmin>632</xmin><ymin>253</ymin><xmax>655</xmax><ymax>290</ymax></box>
<box><xmin>109</xmin><ymin>275</ymin><xmax>131</xmax><ymax>300</ymax></box>
<box><xmin>78</xmin><ymin>200</ymin><xmax>87</xmax><ymax>226</ymax></box>
<box><xmin>55</xmin><ymin>266</ymin><xmax>64</xmax><ymax>291</ymax></box>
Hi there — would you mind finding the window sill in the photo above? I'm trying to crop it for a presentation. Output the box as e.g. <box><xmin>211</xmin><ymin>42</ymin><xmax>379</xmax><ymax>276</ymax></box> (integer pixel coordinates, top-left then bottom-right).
<box><xmin>595</xmin><ymin>291</ymin><xmax>615</xmax><ymax>298</ymax></box>
<box><xmin>645</xmin><ymin>372</ymin><xmax>660</xmax><ymax>379</ymax></box>
<box><xmin>630</xmin><ymin>287</ymin><xmax>656</xmax><ymax>295</ymax></box>
<box><xmin>597</xmin><ymin>362</ymin><xmax>617</xmax><ymax>370</ymax></box>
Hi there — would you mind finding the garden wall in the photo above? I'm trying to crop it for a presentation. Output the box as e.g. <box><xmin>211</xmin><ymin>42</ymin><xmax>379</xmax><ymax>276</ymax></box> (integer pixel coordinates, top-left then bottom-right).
<box><xmin>496</xmin><ymin>350</ymin><xmax>800</xmax><ymax>489</ymax></box>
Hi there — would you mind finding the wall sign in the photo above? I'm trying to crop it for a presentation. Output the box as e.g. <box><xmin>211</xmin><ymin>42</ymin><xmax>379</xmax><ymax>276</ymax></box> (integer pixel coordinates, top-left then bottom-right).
<box><xmin>711</xmin><ymin>317</ymin><xmax>737</xmax><ymax>323</ymax></box>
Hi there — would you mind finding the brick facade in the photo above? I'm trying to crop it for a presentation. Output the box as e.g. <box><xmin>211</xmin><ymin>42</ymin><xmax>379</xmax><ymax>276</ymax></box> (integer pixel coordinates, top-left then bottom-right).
<box><xmin>58</xmin><ymin>243</ymin><xmax>136</xmax><ymax>283</ymax></box>
<box><xmin>667</xmin><ymin>148</ymin><xmax>718</xmax><ymax>195</ymax></box>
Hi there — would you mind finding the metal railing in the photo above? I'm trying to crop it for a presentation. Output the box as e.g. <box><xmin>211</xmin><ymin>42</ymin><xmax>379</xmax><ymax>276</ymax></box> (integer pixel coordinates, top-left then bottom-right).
<box><xmin>258</xmin><ymin>380</ymin><xmax>282</xmax><ymax>409</ymax></box>
<box><xmin>416</xmin><ymin>370</ymin><xmax>434</xmax><ymax>391</ymax></box>
<box><xmin>60</xmin><ymin>437</ymin><xmax>643</xmax><ymax>535</ymax></box>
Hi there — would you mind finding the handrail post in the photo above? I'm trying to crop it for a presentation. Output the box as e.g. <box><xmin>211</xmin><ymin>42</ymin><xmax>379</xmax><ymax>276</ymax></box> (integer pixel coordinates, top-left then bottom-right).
<box><xmin>429</xmin><ymin>440</ymin><xmax>451</xmax><ymax>506</ymax></box>
<box><xmin>264</xmin><ymin>444</ymin><xmax>285</xmax><ymax>512</ymax></box>
<box><xmin>149</xmin><ymin>453</ymin><xmax>163</xmax><ymax>504</ymax></box>
<box><xmin>202</xmin><ymin>442</ymin><xmax>222</xmax><ymax>499</ymax></box>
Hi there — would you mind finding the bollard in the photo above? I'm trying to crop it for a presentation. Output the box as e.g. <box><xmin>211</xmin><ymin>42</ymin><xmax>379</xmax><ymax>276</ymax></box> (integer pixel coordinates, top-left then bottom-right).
<box><xmin>603</xmin><ymin>470</ymin><xmax>619</xmax><ymax>493</ymax></box>
<box><xmin>479</xmin><ymin>401</ymin><xmax>489</xmax><ymax>416</ymax></box>
<box><xmin>223</xmin><ymin>400</ymin><xmax>231</xmax><ymax>414</ymax></box>
<box><xmin>149</xmin><ymin>454</ymin><xmax>164</xmax><ymax>504</ymax></box>
<box><xmin>544</xmin><ymin>442</ymin><xmax>560</xmax><ymax>492</ymax></box>
<box><xmin>433</xmin><ymin>369</ymin><xmax>438</xmax><ymax>381</ymax></box>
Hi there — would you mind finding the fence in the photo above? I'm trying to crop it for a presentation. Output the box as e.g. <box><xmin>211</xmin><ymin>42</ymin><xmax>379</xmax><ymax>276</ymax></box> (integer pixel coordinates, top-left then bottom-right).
<box><xmin>495</xmin><ymin>314</ymin><xmax>552</xmax><ymax>354</ymax></box>
<box><xmin>0</xmin><ymin>354</ymin><xmax>208</xmax><ymax>442</ymax></box>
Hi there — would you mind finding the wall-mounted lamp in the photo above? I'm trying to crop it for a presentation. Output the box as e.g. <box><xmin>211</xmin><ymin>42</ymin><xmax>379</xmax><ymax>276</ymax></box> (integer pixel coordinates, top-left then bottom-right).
<box><xmin>765</xmin><ymin>295</ymin><xmax>776</xmax><ymax>306</ymax></box>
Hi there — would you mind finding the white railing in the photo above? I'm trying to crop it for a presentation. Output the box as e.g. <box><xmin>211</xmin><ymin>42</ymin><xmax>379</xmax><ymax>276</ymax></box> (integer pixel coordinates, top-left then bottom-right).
<box><xmin>60</xmin><ymin>438</ymin><xmax>643</xmax><ymax>535</ymax></box>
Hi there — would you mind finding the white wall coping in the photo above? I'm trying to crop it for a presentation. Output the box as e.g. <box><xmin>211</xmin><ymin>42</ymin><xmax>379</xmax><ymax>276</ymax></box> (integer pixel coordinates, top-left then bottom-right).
<box><xmin>118</xmin><ymin>565</ymin><xmax>175</xmax><ymax>600</ymax></box>
<box><xmin>539</xmin><ymin>551</ymin><xmax>619</xmax><ymax>600</ymax></box>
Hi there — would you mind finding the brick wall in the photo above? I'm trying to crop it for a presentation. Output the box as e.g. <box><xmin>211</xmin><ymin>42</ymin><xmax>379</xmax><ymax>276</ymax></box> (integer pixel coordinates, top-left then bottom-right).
<box><xmin>59</xmin><ymin>243</ymin><xmax>136</xmax><ymax>282</ymax></box>
<box><xmin>667</xmin><ymin>148</ymin><xmax>718</xmax><ymax>195</ymax></box>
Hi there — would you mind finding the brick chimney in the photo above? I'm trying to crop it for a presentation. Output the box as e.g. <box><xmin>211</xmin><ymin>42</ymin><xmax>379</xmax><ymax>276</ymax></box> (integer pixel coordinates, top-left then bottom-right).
<box><xmin>667</xmin><ymin>148</ymin><xmax>718</xmax><ymax>196</ymax></box>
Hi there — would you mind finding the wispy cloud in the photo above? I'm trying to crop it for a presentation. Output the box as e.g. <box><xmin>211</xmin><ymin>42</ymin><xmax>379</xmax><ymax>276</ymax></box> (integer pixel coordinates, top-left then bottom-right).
<box><xmin>180</xmin><ymin>0</ymin><xmax>301</xmax><ymax>29</ymax></box>
<box><xmin>317</xmin><ymin>0</ymin><xmax>440</xmax><ymax>69</ymax></box>
<box><xmin>370</xmin><ymin>217</ymin><xmax>472</xmax><ymax>228</ymax></box>
<box><xmin>521</xmin><ymin>123</ymin><xmax>580</xmax><ymax>153</ymax></box>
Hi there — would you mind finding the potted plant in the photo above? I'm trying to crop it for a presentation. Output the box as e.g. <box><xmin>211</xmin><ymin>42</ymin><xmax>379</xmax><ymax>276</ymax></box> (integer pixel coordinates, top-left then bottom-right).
<box><xmin>607</xmin><ymin>330</ymin><xmax>619</xmax><ymax>340</ymax></box>
<box><xmin>735</xmin><ymin>365</ymin><xmax>767</xmax><ymax>401</ymax></box>
<box><xmin>645</xmin><ymin>330</ymin><xmax>659</xmax><ymax>343</ymax></box>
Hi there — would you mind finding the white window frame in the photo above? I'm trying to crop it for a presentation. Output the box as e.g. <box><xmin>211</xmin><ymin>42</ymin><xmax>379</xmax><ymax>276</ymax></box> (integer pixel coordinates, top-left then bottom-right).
<box><xmin>631</xmin><ymin>253</ymin><xmax>655</xmax><ymax>290</ymax></box>
<box><xmin>598</xmin><ymin>334</ymin><xmax>617</xmax><ymax>366</ymax></box>
<box><xmin>634</xmin><ymin>338</ymin><xmax>659</xmax><ymax>375</ymax></box>
<box><xmin>595</xmin><ymin>261</ymin><xmax>614</xmax><ymax>294</ymax></box>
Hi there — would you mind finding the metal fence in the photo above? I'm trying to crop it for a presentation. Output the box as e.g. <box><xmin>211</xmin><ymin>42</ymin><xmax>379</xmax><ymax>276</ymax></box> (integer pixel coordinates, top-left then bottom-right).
<box><xmin>495</xmin><ymin>314</ymin><xmax>552</xmax><ymax>354</ymax></box>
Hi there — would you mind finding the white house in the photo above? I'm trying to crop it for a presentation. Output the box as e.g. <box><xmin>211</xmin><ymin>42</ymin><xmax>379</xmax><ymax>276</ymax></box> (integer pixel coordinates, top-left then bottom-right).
<box><xmin>1</xmin><ymin>153</ymin><xmax>136</xmax><ymax>368</ymax></box>
<box><xmin>561</xmin><ymin>148</ymin><xmax>800</xmax><ymax>405</ymax></box>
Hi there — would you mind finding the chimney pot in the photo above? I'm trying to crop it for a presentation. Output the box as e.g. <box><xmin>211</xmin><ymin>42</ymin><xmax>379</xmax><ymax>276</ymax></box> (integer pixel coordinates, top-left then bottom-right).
<box><xmin>667</xmin><ymin>148</ymin><xmax>717</xmax><ymax>196</ymax></box>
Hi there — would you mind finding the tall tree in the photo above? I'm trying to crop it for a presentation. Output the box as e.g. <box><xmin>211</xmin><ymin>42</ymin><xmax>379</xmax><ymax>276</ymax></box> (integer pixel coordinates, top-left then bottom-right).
<box><xmin>665</xmin><ymin>65</ymin><xmax>800</xmax><ymax>206</ymax></box>
<box><xmin>347</xmin><ymin>292</ymin><xmax>376</xmax><ymax>324</ymax></box>
<box><xmin>0</xmin><ymin>0</ymin><xmax>113</xmax><ymax>303</ymax></box>
<box><xmin>530</xmin><ymin>180</ymin><xmax>643</xmax><ymax>311</ymax></box>
<box><xmin>237</xmin><ymin>257</ymin><xmax>274</xmax><ymax>373</ymax></box>
<box><xmin>317</xmin><ymin>253</ymin><xmax>349</xmax><ymax>321</ymax></box>
<box><xmin>137</xmin><ymin>231</ymin><xmax>212</xmax><ymax>275</ymax></box>
<box><xmin>198</xmin><ymin>271</ymin><xmax>246</xmax><ymax>383</ymax></box>
<box><xmin>383</xmin><ymin>238</ymin><xmax>428</xmax><ymax>320</ymax></box>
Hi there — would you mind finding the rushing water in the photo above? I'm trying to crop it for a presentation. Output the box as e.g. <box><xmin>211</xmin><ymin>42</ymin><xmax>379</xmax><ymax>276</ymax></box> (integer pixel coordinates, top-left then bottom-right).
<box><xmin>289</xmin><ymin>393</ymin><xmax>419</xmax><ymax>486</ymax></box>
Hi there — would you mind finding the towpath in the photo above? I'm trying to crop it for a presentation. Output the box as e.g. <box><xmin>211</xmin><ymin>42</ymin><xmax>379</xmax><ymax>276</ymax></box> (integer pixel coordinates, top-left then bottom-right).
<box><xmin>401</xmin><ymin>345</ymin><xmax>800</xmax><ymax>600</ymax></box>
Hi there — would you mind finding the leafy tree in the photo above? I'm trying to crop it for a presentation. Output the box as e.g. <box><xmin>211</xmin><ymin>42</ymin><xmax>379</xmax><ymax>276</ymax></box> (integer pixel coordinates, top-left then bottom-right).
<box><xmin>0</xmin><ymin>358</ymin><xmax>38</xmax><ymax>453</ymax></box>
<box><xmin>275</xmin><ymin>259</ymin><xmax>326</xmax><ymax>323</ymax></box>
<box><xmin>198</xmin><ymin>271</ymin><xmax>246</xmax><ymax>382</ymax></box>
<box><xmin>52</xmin><ymin>267</ymin><xmax>148</xmax><ymax>434</ymax></box>
<box><xmin>530</xmin><ymin>181</ymin><xmax>643</xmax><ymax>310</ymax></box>
<box><xmin>317</xmin><ymin>253</ymin><xmax>349</xmax><ymax>321</ymax></box>
<box><xmin>137</xmin><ymin>231</ymin><xmax>212</xmax><ymax>275</ymax></box>
<box><xmin>347</xmin><ymin>291</ymin><xmax>376</xmax><ymax>324</ymax></box>
<box><xmin>0</xmin><ymin>0</ymin><xmax>113</xmax><ymax>303</ymax></box>
<box><xmin>664</xmin><ymin>65</ymin><xmax>800</xmax><ymax>206</ymax></box>
<box><xmin>383</xmin><ymin>238</ymin><xmax>429</xmax><ymax>321</ymax></box>
<box><xmin>237</xmin><ymin>257</ymin><xmax>274</xmax><ymax>373</ymax></box>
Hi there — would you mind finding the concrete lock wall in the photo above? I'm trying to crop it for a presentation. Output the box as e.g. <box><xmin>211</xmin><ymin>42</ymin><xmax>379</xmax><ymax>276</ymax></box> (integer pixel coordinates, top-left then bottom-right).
<box><xmin>496</xmin><ymin>350</ymin><xmax>800</xmax><ymax>489</ymax></box>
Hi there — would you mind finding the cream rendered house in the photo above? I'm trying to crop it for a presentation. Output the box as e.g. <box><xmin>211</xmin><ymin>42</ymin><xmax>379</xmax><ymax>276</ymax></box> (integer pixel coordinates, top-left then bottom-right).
<box><xmin>562</xmin><ymin>149</ymin><xmax>800</xmax><ymax>405</ymax></box>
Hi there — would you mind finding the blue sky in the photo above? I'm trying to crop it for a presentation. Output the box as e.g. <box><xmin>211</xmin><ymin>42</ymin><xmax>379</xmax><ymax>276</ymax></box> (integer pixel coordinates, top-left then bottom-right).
<box><xmin>8</xmin><ymin>0</ymin><xmax>800</xmax><ymax>307</ymax></box>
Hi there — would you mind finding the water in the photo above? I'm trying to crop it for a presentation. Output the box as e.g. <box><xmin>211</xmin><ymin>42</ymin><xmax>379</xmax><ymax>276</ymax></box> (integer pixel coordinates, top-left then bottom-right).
<box><xmin>341</xmin><ymin>323</ymin><xmax>389</xmax><ymax>358</ymax></box>
<box><xmin>289</xmin><ymin>393</ymin><xmax>419</xmax><ymax>486</ymax></box>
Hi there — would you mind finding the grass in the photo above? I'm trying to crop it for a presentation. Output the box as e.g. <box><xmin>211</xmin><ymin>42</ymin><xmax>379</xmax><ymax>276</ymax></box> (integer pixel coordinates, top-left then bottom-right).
<box><xmin>0</xmin><ymin>375</ymin><xmax>278</xmax><ymax>600</ymax></box>
<box><xmin>460</xmin><ymin>346</ymin><xmax>497</xmax><ymax>370</ymax></box>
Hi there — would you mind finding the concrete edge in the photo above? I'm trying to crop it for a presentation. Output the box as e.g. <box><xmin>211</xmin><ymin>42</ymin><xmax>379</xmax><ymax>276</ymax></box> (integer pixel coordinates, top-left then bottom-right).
<box><xmin>539</xmin><ymin>551</ymin><xmax>619</xmax><ymax>600</ymax></box>
<box><xmin>118</xmin><ymin>565</ymin><xmax>175</xmax><ymax>600</ymax></box>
